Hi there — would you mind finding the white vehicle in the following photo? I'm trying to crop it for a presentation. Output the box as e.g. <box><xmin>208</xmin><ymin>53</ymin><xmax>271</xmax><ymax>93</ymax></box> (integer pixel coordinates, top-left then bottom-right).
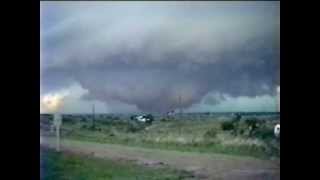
<box><xmin>133</xmin><ymin>115</ymin><xmax>154</xmax><ymax>124</ymax></box>
<box><xmin>274</xmin><ymin>124</ymin><xmax>280</xmax><ymax>138</ymax></box>
<box><xmin>136</xmin><ymin>115</ymin><xmax>147</xmax><ymax>122</ymax></box>
<box><xmin>167</xmin><ymin>110</ymin><xmax>175</xmax><ymax>116</ymax></box>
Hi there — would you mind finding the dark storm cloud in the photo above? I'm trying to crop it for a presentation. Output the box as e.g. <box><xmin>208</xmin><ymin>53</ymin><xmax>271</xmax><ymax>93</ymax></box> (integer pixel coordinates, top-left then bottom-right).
<box><xmin>40</xmin><ymin>1</ymin><xmax>280</xmax><ymax>113</ymax></box>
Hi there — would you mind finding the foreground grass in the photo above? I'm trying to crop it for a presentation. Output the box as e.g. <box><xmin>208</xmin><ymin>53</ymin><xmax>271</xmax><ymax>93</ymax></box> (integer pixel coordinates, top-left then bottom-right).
<box><xmin>60</xmin><ymin>120</ymin><xmax>279</xmax><ymax>160</ymax></box>
<box><xmin>65</xmin><ymin>133</ymin><xmax>271</xmax><ymax>159</ymax></box>
<box><xmin>41</xmin><ymin>149</ymin><xmax>192</xmax><ymax>180</ymax></box>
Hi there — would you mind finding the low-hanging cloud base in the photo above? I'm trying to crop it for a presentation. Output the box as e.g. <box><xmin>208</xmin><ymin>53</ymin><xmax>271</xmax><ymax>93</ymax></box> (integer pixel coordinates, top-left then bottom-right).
<box><xmin>40</xmin><ymin>2</ymin><xmax>280</xmax><ymax>113</ymax></box>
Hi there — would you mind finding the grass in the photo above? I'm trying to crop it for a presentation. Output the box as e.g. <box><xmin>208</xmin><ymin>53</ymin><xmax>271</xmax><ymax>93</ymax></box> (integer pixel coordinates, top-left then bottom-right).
<box><xmin>66</xmin><ymin>135</ymin><xmax>270</xmax><ymax>159</ymax></box>
<box><xmin>47</xmin><ymin>117</ymin><xmax>279</xmax><ymax>160</ymax></box>
<box><xmin>41</xmin><ymin>149</ymin><xmax>193</xmax><ymax>180</ymax></box>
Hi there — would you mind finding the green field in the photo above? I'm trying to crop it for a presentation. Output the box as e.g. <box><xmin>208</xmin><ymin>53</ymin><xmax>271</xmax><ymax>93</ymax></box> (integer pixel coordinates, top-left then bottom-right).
<box><xmin>45</xmin><ymin>115</ymin><xmax>280</xmax><ymax>160</ymax></box>
<box><xmin>41</xmin><ymin>149</ymin><xmax>193</xmax><ymax>180</ymax></box>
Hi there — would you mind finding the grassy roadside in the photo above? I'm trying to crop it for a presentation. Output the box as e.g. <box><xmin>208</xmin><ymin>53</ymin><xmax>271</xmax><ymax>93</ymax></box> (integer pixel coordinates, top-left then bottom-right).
<box><xmin>42</xmin><ymin>117</ymin><xmax>279</xmax><ymax>160</ymax></box>
<box><xmin>64</xmin><ymin>133</ymin><xmax>271</xmax><ymax>159</ymax></box>
<box><xmin>41</xmin><ymin>148</ymin><xmax>193</xmax><ymax>180</ymax></box>
<box><xmin>60</xmin><ymin>119</ymin><xmax>279</xmax><ymax>160</ymax></box>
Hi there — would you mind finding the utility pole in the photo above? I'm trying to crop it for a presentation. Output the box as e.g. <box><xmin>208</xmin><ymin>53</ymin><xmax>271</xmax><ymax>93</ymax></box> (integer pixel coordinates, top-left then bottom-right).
<box><xmin>53</xmin><ymin>113</ymin><xmax>62</xmax><ymax>152</ymax></box>
<box><xmin>92</xmin><ymin>104</ymin><xmax>95</xmax><ymax>127</ymax></box>
<box><xmin>277</xmin><ymin>86</ymin><xmax>280</xmax><ymax>112</ymax></box>
<box><xmin>179</xmin><ymin>94</ymin><xmax>183</xmax><ymax>120</ymax></box>
<box><xmin>56</xmin><ymin>121</ymin><xmax>60</xmax><ymax>151</ymax></box>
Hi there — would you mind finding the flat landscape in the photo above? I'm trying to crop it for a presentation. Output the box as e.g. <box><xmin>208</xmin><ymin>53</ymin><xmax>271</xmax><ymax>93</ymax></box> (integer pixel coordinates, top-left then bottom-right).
<box><xmin>41</xmin><ymin>137</ymin><xmax>279</xmax><ymax>180</ymax></box>
<box><xmin>40</xmin><ymin>2</ymin><xmax>280</xmax><ymax>180</ymax></box>
<box><xmin>40</xmin><ymin>113</ymin><xmax>280</xmax><ymax>180</ymax></box>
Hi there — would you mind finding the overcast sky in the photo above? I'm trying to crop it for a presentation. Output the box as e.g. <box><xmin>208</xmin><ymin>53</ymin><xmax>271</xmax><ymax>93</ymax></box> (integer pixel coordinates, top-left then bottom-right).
<box><xmin>40</xmin><ymin>1</ymin><xmax>280</xmax><ymax>114</ymax></box>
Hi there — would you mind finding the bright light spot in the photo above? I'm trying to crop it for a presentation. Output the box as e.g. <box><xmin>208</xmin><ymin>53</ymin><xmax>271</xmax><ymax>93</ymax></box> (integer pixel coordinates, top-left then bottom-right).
<box><xmin>40</xmin><ymin>93</ymin><xmax>66</xmax><ymax>113</ymax></box>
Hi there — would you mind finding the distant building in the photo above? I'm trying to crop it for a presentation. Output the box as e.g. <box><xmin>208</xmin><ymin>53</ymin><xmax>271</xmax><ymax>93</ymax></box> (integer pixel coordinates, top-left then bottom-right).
<box><xmin>133</xmin><ymin>114</ymin><xmax>153</xmax><ymax>124</ymax></box>
<box><xmin>167</xmin><ymin>110</ymin><xmax>175</xmax><ymax>116</ymax></box>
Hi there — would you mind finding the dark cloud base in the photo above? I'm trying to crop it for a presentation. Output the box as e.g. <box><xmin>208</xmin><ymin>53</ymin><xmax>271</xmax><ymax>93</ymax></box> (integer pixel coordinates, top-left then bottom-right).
<box><xmin>41</xmin><ymin>2</ymin><xmax>279</xmax><ymax>113</ymax></box>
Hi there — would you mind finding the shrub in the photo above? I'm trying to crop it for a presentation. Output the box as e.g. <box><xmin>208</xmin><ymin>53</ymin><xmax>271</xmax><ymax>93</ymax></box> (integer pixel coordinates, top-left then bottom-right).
<box><xmin>145</xmin><ymin>114</ymin><xmax>154</xmax><ymax>125</ymax></box>
<box><xmin>160</xmin><ymin>118</ymin><xmax>169</xmax><ymax>122</ymax></box>
<box><xmin>99</xmin><ymin>120</ymin><xmax>110</xmax><ymax>126</ymax></box>
<box><xmin>80</xmin><ymin>124</ymin><xmax>102</xmax><ymax>131</ymax></box>
<box><xmin>238</xmin><ymin>129</ymin><xmax>245</xmax><ymax>135</ymax></box>
<box><xmin>253</xmin><ymin>126</ymin><xmax>274</xmax><ymax>140</ymax></box>
<box><xmin>130</xmin><ymin>115</ymin><xmax>137</xmax><ymax>121</ymax></box>
<box><xmin>63</xmin><ymin>117</ymin><xmax>77</xmax><ymax>124</ymax></box>
<box><xmin>221</xmin><ymin>121</ymin><xmax>235</xmax><ymax>131</ymax></box>
<box><xmin>245</xmin><ymin>118</ymin><xmax>260</xmax><ymax>129</ymax></box>
<box><xmin>81</xmin><ymin>124</ymin><xmax>87</xmax><ymax>129</ymax></box>
<box><xmin>232</xmin><ymin>121</ymin><xmax>249</xmax><ymax>136</ymax></box>
<box><xmin>204</xmin><ymin>128</ymin><xmax>218</xmax><ymax>139</ymax></box>
<box><xmin>88</xmin><ymin>125</ymin><xmax>96</xmax><ymax>131</ymax></box>
<box><xmin>126</xmin><ymin>122</ymin><xmax>145</xmax><ymax>133</ymax></box>
<box><xmin>245</xmin><ymin>118</ymin><xmax>260</xmax><ymax>136</ymax></box>
<box><xmin>232</xmin><ymin>113</ymin><xmax>242</xmax><ymax>123</ymax></box>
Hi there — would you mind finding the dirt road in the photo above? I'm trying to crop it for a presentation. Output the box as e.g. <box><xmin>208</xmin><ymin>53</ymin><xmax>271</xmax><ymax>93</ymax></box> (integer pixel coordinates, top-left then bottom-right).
<box><xmin>41</xmin><ymin>137</ymin><xmax>279</xmax><ymax>180</ymax></box>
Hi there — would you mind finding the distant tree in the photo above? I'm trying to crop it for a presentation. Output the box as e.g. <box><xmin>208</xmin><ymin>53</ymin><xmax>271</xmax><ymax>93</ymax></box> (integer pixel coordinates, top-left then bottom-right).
<box><xmin>130</xmin><ymin>115</ymin><xmax>137</xmax><ymax>121</ymax></box>
<box><xmin>204</xmin><ymin>128</ymin><xmax>218</xmax><ymax>139</ymax></box>
<box><xmin>245</xmin><ymin>118</ymin><xmax>259</xmax><ymax>136</ymax></box>
<box><xmin>145</xmin><ymin>114</ymin><xmax>154</xmax><ymax>124</ymax></box>
<box><xmin>232</xmin><ymin>113</ymin><xmax>242</xmax><ymax>123</ymax></box>
<box><xmin>221</xmin><ymin>121</ymin><xmax>235</xmax><ymax>131</ymax></box>
<box><xmin>245</xmin><ymin>118</ymin><xmax>259</xmax><ymax>129</ymax></box>
<box><xmin>160</xmin><ymin>118</ymin><xmax>169</xmax><ymax>122</ymax></box>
